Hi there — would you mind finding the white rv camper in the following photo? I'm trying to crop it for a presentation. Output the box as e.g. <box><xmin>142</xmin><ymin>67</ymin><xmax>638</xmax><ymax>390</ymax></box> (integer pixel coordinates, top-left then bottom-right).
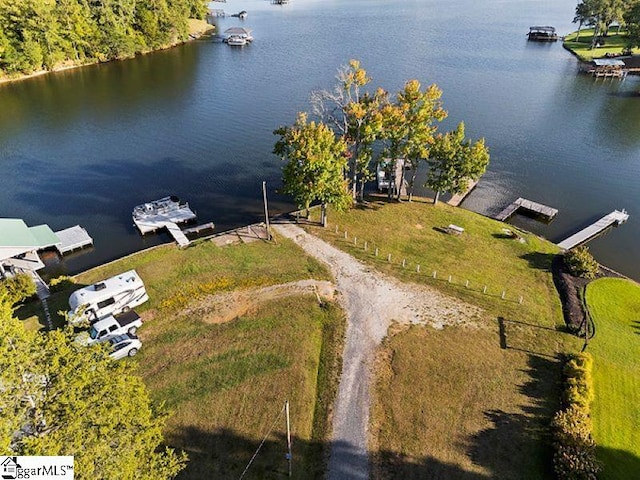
<box><xmin>68</xmin><ymin>270</ymin><xmax>149</xmax><ymax>324</ymax></box>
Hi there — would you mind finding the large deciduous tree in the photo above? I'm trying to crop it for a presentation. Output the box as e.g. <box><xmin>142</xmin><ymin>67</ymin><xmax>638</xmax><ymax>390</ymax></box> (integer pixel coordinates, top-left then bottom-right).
<box><xmin>378</xmin><ymin>101</ymin><xmax>408</xmax><ymax>200</ymax></box>
<box><xmin>310</xmin><ymin>60</ymin><xmax>385</xmax><ymax>201</ymax></box>
<box><xmin>0</xmin><ymin>274</ymin><xmax>35</xmax><ymax>306</ymax></box>
<box><xmin>625</xmin><ymin>2</ymin><xmax>640</xmax><ymax>49</ymax></box>
<box><xmin>395</xmin><ymin>79</ymin><xmax>447</xmax><ymax>201</ymax></box>
<box><xmin>0</xmin><ymin>294</ymin><xmax>186</xmax><ymax>479</ymax></box>
<box><xmin>274</xmin><ymin>113</ymin><xmax>351</xmax><ymax>226</ymax></box>
<box><xmin>573</xmin><ymin>0</ymin><xmax>597</xmax><ymax>42</ymax></box>
<box><xmin>425</xmin><ymin>122</ymin><xmax>490</xmax><ymax>205</ymax></box>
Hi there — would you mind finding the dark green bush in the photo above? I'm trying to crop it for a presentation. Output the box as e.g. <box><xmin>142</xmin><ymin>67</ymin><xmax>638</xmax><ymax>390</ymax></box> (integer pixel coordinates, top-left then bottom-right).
<box><xmin>564</xmin><ymin>246</ymin><xmax>599</xmax><ymax>280</ymax></box>
<box><xmin>552</xmin><ymin>353</ymin><xmax>601</xmax><ymax>479</ymax></box>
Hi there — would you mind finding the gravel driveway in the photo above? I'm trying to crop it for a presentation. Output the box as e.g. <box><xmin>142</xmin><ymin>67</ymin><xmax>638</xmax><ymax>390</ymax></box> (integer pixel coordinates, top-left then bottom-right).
<box><xmin>274</xmin><ymin>223</ymin><xmax>482</xmax><ymax>479</ymax></box>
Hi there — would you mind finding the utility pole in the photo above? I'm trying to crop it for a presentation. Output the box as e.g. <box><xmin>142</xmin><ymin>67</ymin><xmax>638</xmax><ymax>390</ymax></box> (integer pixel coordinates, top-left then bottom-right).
<box><xmin>262</xmin><ymin>181</ymin><xmax>271</xmax><ymax>241</ymax></box>
<box><xmin>285</xmin><ymin>400</ymin><xmax>292</xmax><ymax>477</ymax></box>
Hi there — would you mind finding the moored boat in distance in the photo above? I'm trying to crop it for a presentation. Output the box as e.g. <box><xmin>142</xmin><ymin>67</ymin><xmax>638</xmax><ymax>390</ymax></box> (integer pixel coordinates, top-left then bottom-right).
<box><xmin>224</xmin><ymin>27</ymin><xmax>253</xmax><ymax>44</ymax></box>
<box><xmin>227</xmin><ymin>35</ymin><xmax>248</xmax><ymax>46</ymax></box>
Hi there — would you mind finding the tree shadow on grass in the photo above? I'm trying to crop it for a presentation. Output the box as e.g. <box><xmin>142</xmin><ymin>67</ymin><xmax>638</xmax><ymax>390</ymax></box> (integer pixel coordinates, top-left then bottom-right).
<box><xmin>354</xmin><ymin>195</ymin><xmax>401</xmax><ymax>211</ymax></box>
<box><xmin>597</xmin><ymin>445</ymin><xmax>640</xmax><ymax>479</ymax></box>
<box><xmin>465</xmin><ymin>354</ymin><xmax>561</xmax><ymax>480</ymax></box>
<box><xmin>168</xmin><ymin>426</ymin><xmax>496</xmax><ymax>480</ymax></box>
<box><xmin>497</xmin><ymin>317</ymin><xmax>560</xmax><ymax>359</ymax></box>
<box><xmin>14</xmin><ymin>282</ymin><xmax>90</xmax><ymax>330</ymax></box>
<box><xmin>519</xmin><ymin>252</ymin><xmax>558</xmax><ymax>272</ymax></box>
<box><xmin>169</xmin><ymin>352</ymin><xmax>561</xmax><ymax>480</ymax></box>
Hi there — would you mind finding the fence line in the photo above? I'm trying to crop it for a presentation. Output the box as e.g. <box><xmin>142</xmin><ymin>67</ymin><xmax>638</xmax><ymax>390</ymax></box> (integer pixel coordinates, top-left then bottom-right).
<box><xmin>333</xmin><ymin>224</ymin><xmax>526</xmax><ymax>305</ymax></box>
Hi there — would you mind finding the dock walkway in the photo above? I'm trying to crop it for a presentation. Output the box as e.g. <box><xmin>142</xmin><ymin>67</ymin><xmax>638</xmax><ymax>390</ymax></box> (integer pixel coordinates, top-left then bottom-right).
<box><xmin>165</xmin><ymin>222</ymin><xmax>190</xmax><ymax>248</ymax></box>
<box><xmin>557</xmin><ymin>209</ymin><xmax>629</xmax><ymax>250</ymax></box>
<box><xmin>447</xmin><ymin>180</ymin><xmax>479</xmax><ymax>207</ymax></box>
<box><xmin>494</xmin><ymin>197</ymin><xmax>558</xmax><ymax>222</ymax></box>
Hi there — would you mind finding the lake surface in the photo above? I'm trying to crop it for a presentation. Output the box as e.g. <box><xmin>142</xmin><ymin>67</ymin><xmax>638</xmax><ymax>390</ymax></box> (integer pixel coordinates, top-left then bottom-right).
<box><xmin>1</xmin><ymin>0</ymin><xmax>639</xmax><ymax>278</ymax></box>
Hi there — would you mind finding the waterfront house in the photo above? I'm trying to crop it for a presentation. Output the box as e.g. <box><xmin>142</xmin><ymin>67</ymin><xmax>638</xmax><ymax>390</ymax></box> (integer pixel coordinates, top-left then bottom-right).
<box><xmin>0</xmin><ymin>218</ymin><xmax>60</xmax><ymax>278</ymax></box>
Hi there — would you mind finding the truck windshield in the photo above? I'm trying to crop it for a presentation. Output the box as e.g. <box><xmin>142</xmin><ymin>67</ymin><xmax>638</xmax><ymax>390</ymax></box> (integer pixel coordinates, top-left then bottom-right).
<box><xmin>89</xmin><ymin>326</ymin><xmax>99</xmax><ymax>340</ymax></box>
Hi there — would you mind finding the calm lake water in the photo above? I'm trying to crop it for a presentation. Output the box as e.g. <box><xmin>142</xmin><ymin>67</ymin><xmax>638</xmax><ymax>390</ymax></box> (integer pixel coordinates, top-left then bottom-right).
<box><xmin>1</xmin><ymin>0</ymin><xmax>639</xmax><ymax>278</ymax></box>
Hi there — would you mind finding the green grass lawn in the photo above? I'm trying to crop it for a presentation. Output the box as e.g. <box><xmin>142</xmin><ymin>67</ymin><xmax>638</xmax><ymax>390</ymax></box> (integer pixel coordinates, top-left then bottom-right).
<box><xmin>140</xmin><ymin>295</ymin><xmax>345</xmax><ymax>479</ymax></box>
<box><xmin>309</xmin><ymin>197</ymin><xmax>563</xmax><ymax>328</ymax></box>
<box><xmin>17</xmin><ymin>235</ymin><xmax>330</xmax><ymax>331</ymax></box>
<box><xmin>304</xmin><ymin>198</ymin><xmax>579</xmax><ymax>478</ymax></box>
<box><xmin>16</xmin><ymin>235</ymin><xmax>343</xmax><ymax>478</ymax></box>
<box><xmin>372</xmin><ymin>324</ymin><xmax>563</xmax><ymax>479</ymax></box>
<box><xmin>586</xmin><ymin>278</ymin><xmax>640</xmax><ymax>479</ymax></box>
<box><xmin>563</xmin><ymin>29</ymin><xmax>639</xmax><ymax>61</ymax></box>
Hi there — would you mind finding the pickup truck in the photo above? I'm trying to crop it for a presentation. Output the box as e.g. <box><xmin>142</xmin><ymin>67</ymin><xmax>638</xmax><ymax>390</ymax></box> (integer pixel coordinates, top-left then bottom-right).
<box><xmin>76</xmin><ymin>310</ymin><xmax>143</xmax><ymax>346</ymax></box>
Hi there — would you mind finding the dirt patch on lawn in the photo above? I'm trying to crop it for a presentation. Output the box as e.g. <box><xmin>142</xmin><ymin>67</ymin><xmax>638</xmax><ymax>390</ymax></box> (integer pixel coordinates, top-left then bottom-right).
<box><xmin>181</xmin><ymin>279</ymin><xmax>336</xmax><ymax>324</ymax></box>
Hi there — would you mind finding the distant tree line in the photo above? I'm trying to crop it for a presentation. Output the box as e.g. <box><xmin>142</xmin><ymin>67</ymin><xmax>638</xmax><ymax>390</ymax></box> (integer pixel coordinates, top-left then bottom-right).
<box><xmin>573</xmin><ymin>0</ymin><xmax>640</xmax><ymax>49</ymax></box>
<box><xmin>0</xmin><ymin>0</ymin><xmax>208</xmax><ymax>76</ymax></box>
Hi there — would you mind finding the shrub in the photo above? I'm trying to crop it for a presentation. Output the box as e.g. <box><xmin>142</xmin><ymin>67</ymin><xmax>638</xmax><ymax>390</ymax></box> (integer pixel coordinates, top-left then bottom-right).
<box><xmin>0</xmin><ymin>273</ymin><xmax>36</xmax><ymax>305</ymax></box>
<box><xmin>563</xmin><ymin>354</ymin><xmax>594</xmax><ymax>409</ymax></box>
<box><xmin>552</xmin><ymin>352</ymin><xmax>601</xmax><ymax>479</ymax></box>
<box><xmin>564</xmin><ymin>247</ymin><xmax>599</xmax><ymax>279</ymax></box>
<box><xmin>49</xmin><ymin>275</ymin><xmax>76</xmax><ymax>293</ymax></box>
<box><xmin>552</xmin><ymin>406</ymin><xmax>601</xmax><ymax>479</ymax></box>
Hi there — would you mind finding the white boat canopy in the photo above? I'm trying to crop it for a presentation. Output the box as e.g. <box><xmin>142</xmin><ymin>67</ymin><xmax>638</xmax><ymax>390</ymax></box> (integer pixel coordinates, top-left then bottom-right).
<box><xmin>593</xmin><ymin>59</ymin><xmax>625</xmax><ymax>67</ymax></box>
<box><xmin>224</xmin><ymin>27</ymin><xmax>252</xmax><ymax>36</ymax></box>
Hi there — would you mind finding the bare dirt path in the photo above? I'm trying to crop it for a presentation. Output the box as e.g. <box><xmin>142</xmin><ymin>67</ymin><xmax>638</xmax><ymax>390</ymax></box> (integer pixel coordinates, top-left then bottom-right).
<box><xmin>274</xmin><ymin>223</ymin><xmax>483</xmax><ymax>480</ymax></box>
<box><xmin>181</xmin><ymin>279</ymin><xmax>336</xmax><ymax>324</ymax></box>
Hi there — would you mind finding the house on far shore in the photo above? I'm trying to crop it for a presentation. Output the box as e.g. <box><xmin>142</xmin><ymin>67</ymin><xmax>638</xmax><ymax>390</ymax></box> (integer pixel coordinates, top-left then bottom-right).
<box><xmin>0</xmin><ymin>218</ymin><xmax>60</xmax><ymax>279</ymax></box>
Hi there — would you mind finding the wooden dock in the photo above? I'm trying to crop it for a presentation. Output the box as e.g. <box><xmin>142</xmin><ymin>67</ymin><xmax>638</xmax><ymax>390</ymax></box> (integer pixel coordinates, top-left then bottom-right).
<box><xmin>557</xmin><ymin>209</ymin><xmax>629</xmax><ymax>250</ymax></box>
<box><xmin>165</xmin><ymin>222</ymin><xmax>190</xmax><ymax>248</ymax></box>
<box><xmin>447</xmin><ymin>179</ymin><xmax>479</xmax><ymax>207</ymax></box>
<box><xmin>494</xmin><ymin>197</ymin><xmax>558</xmax><ymax>222</ymax></box>
<box><xmin>183</xmin><ymin>222</ymin><xmax>215</xmax><ymax>235</ymax></box>
<box><xmin>55</xmin><ymin>225</ymin><xmax>93</xmax><ymax>254</ymax></box>
<box><xmin>133</xmin><ymin>207</ymin><xmax>196</xmax><ymax>234</ymax></box>
<box><xmin>133</xmin><ymin>200</ymin><xmax>197</xmax><ymax>248</ymax></box>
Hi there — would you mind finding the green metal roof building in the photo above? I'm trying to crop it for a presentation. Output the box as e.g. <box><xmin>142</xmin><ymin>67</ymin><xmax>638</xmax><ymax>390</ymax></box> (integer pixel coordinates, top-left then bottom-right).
<box><xmin>0</xmin><ymin>218</ymin><xmax>60</xmax><ymax>275</ymax></box>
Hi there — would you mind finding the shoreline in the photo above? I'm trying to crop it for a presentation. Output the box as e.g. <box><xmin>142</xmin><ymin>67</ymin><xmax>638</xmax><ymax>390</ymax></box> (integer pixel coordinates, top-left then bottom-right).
<box><xmin>0</xmin><ymin>20</ymin><xmax>214</xmax><ymax>87</ymax></box>
<box><xmin>562</xmin><ymin>28</ymin><xmax>640</xmax><ymax>62</ymax></box>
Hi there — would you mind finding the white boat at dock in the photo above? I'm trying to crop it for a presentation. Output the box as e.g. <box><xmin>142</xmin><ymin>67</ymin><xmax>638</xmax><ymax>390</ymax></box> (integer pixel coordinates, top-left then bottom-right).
<box><xmin>227</xmin><ymin>35</ymin><xmax>247</xmax><ymax>46</ymax></box>
<box><xmin>224</xmin><ymin>27</ymin><xmax>253</xmax><ymax>45</ymax></box>
<box><xmin>132</xmin><ymin>196</ymin><xmax>196</xmax><ymax>235</ymax></box>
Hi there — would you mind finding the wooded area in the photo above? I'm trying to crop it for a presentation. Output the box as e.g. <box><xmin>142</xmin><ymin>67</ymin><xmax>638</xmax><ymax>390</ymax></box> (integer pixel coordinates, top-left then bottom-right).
<box><xmin>573</xmin><ymin>0</ymin><xmax>640</xmax><ymax>48</ymax></box>
<box><xmin>0</xmin><ymin>0</ymin><xmax>208</xmax><ymax>76</ymax></box>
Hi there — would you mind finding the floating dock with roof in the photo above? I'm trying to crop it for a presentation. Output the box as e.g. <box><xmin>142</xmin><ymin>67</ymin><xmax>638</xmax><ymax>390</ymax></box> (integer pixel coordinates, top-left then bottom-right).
<box><xmin>54</xmin><ymin>225</ymin><xmax>93</xmax><ymax>254</ymax></box>
<box><xmin>527</xmin><ymin>26</ymin><xmax>558</xmax><ymax>42</ymax></box>
<box><xmin>584</xmin><ymin>58</ymin><xmax>627</xmax><ymax>78</ymax></box>
<box><xmin>494</xmin><ymin>197</ymin><xmax>558</xmax><ymax>222</ymax></box>
<box><xmin>557</xmin><ymin>209</ymin><xmax>629</xmax><ymax>250</ymax></box>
